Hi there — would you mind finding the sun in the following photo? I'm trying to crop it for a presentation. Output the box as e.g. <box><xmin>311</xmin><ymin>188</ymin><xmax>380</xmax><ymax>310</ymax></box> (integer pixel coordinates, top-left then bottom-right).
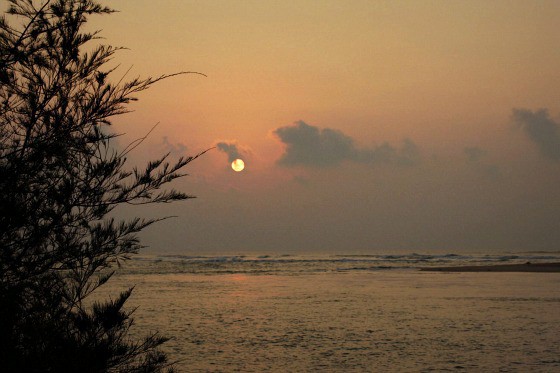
<box><xmin>231</xmin><ymin>158</ymin><xmax>245</xmax><ymax>172</ymax></box>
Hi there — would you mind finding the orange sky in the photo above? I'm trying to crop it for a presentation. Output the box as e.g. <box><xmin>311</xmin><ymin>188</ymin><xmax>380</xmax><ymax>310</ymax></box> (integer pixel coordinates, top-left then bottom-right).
<box><xmin>78</xmin><ymin>1</ymin><xmax>560</xmax><ymax>253</ymax></box>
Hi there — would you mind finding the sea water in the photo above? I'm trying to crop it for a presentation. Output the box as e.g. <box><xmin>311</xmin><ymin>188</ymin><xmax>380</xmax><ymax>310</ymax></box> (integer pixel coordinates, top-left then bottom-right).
<box><xmin>100</xmin><ymin>253</ymin><xmax>560</xmax><ymax>372</ymax></box>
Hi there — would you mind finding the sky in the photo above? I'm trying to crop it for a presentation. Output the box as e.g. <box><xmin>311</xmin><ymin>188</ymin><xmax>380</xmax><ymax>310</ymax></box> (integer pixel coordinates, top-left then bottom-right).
<box><xmin>81</xmin><ymin>1</ymin><xmax>560</xmax><ymax>254</ymax></box>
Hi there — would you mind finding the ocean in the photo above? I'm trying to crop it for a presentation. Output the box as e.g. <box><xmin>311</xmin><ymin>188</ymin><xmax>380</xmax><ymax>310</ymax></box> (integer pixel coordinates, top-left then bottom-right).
<box><xmin>100</xmin><ymin>252</ymin><xmax>560</xmax><ymax>372</ymax></box>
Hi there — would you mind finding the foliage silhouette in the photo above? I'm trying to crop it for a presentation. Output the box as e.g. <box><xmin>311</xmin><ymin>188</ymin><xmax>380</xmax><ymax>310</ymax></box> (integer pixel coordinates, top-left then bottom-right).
<box><xmin>0</xmin><ymin>0</ymin><xmax>204</xmax><ymax>371</ymax></box>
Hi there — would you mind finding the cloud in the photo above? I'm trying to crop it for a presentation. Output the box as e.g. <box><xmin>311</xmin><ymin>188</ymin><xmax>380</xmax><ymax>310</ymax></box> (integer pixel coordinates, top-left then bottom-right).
<box><xmin>464</xmin><ymin>146</ymin><xmax>500</xmax><ymax>178</ymax></box>
<box><xmin>161</xmin><ymin>136</ymin><xmax>187</xmax><ymax>157</ymax></box>
<box><xmin>512</xmin><ymin>108</ymin><xmax>560</xmax><ymax>161</ymax></box>
<box><xmin>273</xmin><ymin>120</ymin><xmax>420</xmax><ymax>168</ymax></box>
<box><xmin>464</xmin><ymin>146</ymin><xmax>486</xmax><ymax>162</ymax></box>
<box><xmin>215</xmin><ymin>140</ymin><xmax>247</xmax><ymax>162</ymax></box>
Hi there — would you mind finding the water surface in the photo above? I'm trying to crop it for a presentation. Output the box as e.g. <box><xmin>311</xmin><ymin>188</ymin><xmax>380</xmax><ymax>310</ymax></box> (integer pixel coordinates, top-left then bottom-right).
<box><xmin>101</xmin><ymin>253</ymin><xmax>560</xmax><ymax>372</ymax></box>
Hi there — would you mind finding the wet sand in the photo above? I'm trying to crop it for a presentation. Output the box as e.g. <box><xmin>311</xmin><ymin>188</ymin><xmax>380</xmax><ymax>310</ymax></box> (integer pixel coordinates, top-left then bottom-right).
<box><xmin>420</xmin><ymin>262</ymin><xmax>560</xmax><ymax>272</ymax></box>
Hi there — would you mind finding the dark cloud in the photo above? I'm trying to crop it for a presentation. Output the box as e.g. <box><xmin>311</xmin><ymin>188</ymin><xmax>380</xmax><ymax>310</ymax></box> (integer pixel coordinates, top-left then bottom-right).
<box><xmin>273</xmin><ymin>121</ymin><xmax>354</xmax><ymax>167</ymax></box>
<box><xmin>464</xmin><ymin>146</ymin><xmax>486</xmax><ymax>162</ymax></box>
<box><xmin>216</xmin><ymin>141</ymin><xmax>244</xmax><ymax>162</ymax></box>
<box><xmin>464</xmin><ymin>146</ymin><xmax>500</xmax><ymax>178</ymax></box>
<box><xmin>273</xmin><ymin>120</ymin><xmax>420</xmax><ymax>168</ymax></box>
<box><xmin>162</xmin><ymin>136</ymin><xmax>187</xmax><ymax>157</ymax></box>
<box><xmin>512</xmin><ymin>108</ymin><xmax>560</xmax><ymax>161</ymax></box>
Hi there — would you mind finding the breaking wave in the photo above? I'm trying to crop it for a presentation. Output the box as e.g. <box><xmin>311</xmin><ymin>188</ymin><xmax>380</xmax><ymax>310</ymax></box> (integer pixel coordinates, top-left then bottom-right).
<box><xmin>120</xmin><ymin>252</ymin><xmax>560</xmax><ymax>275</ymax></box>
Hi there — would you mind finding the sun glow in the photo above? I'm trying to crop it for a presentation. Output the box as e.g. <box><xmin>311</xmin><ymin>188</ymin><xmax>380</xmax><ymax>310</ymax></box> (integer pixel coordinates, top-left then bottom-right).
<box><xmin>231</xmin><ymin>158</ymin><xmax>245</xmax><ymax>172</ymax></box>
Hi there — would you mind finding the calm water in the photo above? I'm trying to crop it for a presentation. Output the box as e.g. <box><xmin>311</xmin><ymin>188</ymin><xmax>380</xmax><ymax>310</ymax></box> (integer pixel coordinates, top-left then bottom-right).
<box><xmin>100</xmin><ymin>253</ymin><xmax>560</xmax><ymax>372</ymax></box>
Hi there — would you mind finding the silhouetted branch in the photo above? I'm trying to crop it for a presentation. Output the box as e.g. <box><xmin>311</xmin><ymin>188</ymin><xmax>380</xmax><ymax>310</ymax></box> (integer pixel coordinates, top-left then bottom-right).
<box><xmin>1</xmin><ymin>1</ymin><xmax>205</xmax><ymax>371</ymax></box>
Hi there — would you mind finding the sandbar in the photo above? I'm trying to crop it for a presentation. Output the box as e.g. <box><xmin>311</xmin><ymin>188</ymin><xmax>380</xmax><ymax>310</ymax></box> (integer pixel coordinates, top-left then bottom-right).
<box><xmin>420</xmin><ymin>262</ymin><xmax>560</xmax><ymax>273</ymax></box>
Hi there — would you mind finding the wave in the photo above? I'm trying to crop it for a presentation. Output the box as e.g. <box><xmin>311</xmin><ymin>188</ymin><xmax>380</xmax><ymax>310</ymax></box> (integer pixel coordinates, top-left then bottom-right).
<box><xmin>122</xmin><ymin>252</ymin><xmax>560</xmax><ymax>276</ymax></box>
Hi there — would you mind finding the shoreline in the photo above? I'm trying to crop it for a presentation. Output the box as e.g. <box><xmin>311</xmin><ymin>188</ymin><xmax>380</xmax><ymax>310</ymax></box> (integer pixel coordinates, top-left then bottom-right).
<box><xmin>420</xmin><ymin>262</ymin><xmax>560</xmax><ymax>273</ymax></box>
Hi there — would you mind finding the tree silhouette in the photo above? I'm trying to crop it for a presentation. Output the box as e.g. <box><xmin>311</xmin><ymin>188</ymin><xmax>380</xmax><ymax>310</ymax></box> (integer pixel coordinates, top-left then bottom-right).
<box><xmin>0</xmin><ymin>1</ymin><xmax>204</xmax><ymax>371</ymax></box>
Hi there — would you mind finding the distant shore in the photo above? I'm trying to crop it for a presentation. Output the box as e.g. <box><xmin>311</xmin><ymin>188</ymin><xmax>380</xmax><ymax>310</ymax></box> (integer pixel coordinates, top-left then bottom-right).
<box><xmin>420</xmin><ymin>262</ymin><xmax>560</xmax><ymax>273</ymax></box>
